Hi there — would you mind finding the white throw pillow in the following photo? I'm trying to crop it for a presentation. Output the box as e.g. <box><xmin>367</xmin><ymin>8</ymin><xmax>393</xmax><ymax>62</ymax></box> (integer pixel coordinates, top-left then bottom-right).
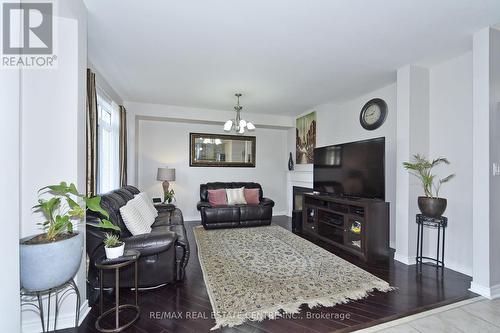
<box><xmin>136</xmin><ymin>192</ymin><xmax>158</xmax><ymax>226</ymax></box>
<box><xmin>119</xmin><ymin>196</ymin><xmax>152</xmax><ymax>235</ymax></box>
<box><xmin>134</xmin><ymin>194</ymin><xmax>156</xmax><ymax>226</ymax></box>
<box><xmin>226</xmin><ymin>187</ymin><xmax>247</xmax><ymax>205</ymax></box>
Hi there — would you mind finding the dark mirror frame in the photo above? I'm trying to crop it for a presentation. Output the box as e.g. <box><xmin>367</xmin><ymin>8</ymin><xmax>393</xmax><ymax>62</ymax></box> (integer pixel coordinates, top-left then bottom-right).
<box><xmin>189</xmin><ymin>132</ymin><xmax>256</xmax><ymax>168</ymax></box>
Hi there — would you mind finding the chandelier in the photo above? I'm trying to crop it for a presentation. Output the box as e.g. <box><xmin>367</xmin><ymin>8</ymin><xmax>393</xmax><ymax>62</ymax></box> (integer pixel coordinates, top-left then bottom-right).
<box><xmin>223</xmin><ymin>93</ymin><xmax>255</xmax><ymax>134</ymax></box>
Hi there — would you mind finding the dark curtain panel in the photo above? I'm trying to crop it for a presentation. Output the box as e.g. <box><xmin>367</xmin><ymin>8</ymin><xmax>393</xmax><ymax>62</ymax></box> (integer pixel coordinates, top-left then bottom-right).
<box><xmin>86</xmin><ymin>69</ymin><xmax>98</xmax><ymax>197</ymax></box>
<box><xmin>119</xmin><ymin>105</ymin><xmax>127</xmax><ymax>187</ymax></box>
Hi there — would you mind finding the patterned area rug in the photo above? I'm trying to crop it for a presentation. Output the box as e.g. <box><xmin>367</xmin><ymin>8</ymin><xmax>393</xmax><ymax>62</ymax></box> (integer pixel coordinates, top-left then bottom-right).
<box><xmin>193</xmin><ymin>225</ymin><xmax>394</xmax><ymax>330</ymax></box>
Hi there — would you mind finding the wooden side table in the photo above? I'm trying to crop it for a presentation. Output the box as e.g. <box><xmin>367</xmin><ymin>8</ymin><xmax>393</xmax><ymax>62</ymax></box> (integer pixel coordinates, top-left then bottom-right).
<box><xmin>416</xmin><ymin>214</ymin><xmax>448</xmax><ymax>268</ymax></box>
<box><xmin>95</xmin><ymin>250</ymin><xmax>140</xmax><ymax>332</ymax></box>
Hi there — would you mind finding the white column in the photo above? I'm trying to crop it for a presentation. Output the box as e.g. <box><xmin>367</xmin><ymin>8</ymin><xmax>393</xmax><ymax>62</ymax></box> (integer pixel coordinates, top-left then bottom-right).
<box><xmin>471</xmin><ymin>27</ymin><xmax>500</xmax><ymax>298</ymax></box>
<box><xmin>0</xmin><ymin>9</ymin><xmax>21</xmax><ymax>330</ymax></box>
<box><xmin>20</xmin><ymin>1</ymin><xmax>89</xmax><ymax>330</ymax></box>
<box><xmin>489</xmin><ymin>27</ymin><xmax>500</xmax><ymax>295</ymax></box>
<box><xmin>395</xmin><ymin>65</ymin><xmax>430</xmax><ymax>264</ymax></box>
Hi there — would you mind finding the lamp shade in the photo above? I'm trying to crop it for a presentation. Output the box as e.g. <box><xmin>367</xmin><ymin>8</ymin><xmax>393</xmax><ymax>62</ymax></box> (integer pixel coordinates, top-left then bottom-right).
<box><xmin>156</xmin><ymin>167</ymin><xmax>176</xmax><ymax>181</ymax></box>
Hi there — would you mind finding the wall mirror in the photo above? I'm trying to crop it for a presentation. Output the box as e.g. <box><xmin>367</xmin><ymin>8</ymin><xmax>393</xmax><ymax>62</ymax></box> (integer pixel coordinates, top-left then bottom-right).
<box><xmin>190</xmin><ymin>133</ymin><xmax>256</xmax><ymax>167</ymax></box>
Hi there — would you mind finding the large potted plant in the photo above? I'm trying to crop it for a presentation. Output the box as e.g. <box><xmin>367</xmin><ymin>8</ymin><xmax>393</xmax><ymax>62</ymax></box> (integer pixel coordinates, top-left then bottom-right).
<box><xmin>20</xmin><ymin>182</ymin><xmax>119</xmax><ymax>292</ymax></box>
<box><xmin>403</xmin><ymin>155</ymin><xmax>455</xmax><ymax>218</ymax></box>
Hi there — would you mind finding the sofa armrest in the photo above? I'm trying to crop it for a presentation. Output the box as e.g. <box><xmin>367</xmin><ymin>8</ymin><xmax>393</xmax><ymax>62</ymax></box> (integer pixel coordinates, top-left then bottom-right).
<box><xmin>154</xmin><ymin>203</ymin><xmax>176</xmax><ymax>213</ymax></box>
<box><xmin>260</xmin><ymin>197</ymin><xmax>275</xmax><ymax>208</ymax></box>
<box><xmin>197</xmin><ymin>201</ymin><xmax>213</xmax><ymax>211</ymax></box>
<box><xmin>122</xmin><ymin>231</ymin><xmax>177</xmax><ymax>256</ymax></box>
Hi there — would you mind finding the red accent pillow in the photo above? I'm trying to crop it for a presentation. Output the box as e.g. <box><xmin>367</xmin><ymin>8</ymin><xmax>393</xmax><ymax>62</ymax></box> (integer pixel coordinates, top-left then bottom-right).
<box><xmin>207</xmin><ymin>189</ymin><xmax>227</xmax><ymax>206</ymax></box>
<box><xmin>244</xmin><ymin>188</ymin><xmax>260</xmax><ymax>204</ymax></box>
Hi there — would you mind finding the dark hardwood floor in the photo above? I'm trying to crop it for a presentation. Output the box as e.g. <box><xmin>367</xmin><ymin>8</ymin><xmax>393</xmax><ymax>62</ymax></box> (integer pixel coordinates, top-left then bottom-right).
<box><xmin>60</xmin><ymin>216</ymin><xmax>475</xmax><ymax>333</ymax></box>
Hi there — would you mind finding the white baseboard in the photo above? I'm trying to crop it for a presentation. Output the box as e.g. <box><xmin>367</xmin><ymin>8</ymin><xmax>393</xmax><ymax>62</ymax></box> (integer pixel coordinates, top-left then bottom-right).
<box><xmin>394</xmin><ymin>250</ymin><xmax>473</xmax><ymax>277</ymax></box>
<box><xmin>469</xmin><ymin>282</ymin><xmax>500</xmax><ymax>299</ymax></box>
<box><xmin>22</xmin><ymin>300</ymin><xmax>90</xmax><ymax>333</ymax></box>
<box><xmin>393</xmin><ymin>252</ymin><xmax>473</xmax><ymax>277</ymax></box>
<box><xmin>79</xmin><ymin>301</ymin><xmax>91</xmax><ymax>325</ymax></box>
<box><xmin>273</xmin><ymin>211</ymin><xmax>288</xmax><ymax>216</ymax></box>
<box><xmin>441</xmin><ymin>259</ymin><xmax>473</xmax><ymax>277</ymax></box>
<box><xmin>185</xmin><ymin>216</ymin><xmax>201</xmax><ymax>222</ymax></box>
<box><xmin>394</xmin><ymin>252</ymin><xmax>415</xmax><ymax>265</ymax></box>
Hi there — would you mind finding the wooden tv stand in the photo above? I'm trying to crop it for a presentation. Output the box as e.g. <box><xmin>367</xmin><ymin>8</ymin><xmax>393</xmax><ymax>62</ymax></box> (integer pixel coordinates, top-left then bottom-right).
<box><xmin>302</xmin><ymin>193</ymin><xmax>390</xmax><ymax>262</ymax></box>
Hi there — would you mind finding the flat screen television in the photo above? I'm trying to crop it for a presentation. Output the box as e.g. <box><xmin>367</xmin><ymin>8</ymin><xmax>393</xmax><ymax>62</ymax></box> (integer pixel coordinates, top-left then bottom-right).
<box><xmin>313</xmin><ymin>137</ymin><xmax>385</xmax><ymax>200</ymax></box>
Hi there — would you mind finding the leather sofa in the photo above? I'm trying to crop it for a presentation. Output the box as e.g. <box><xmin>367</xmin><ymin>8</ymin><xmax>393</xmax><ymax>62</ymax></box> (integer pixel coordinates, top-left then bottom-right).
<box><xmin>197</xmin><ymin>182</ymin><xmax>275</xmax><ymax>229</ymax></box>
<box><xmin>86</xmin><ymin>186</ymin><xmax>190</xmax><ymax>288</ymax></box>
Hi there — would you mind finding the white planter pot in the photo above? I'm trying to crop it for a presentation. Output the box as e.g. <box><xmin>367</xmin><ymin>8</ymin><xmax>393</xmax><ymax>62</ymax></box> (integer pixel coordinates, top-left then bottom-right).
<box><xmin>20</xmin><ymin>232</ymin><xmax>84</xmax><ymax>292</ymax></box>
<box><xmin>105</xmin><ymin>243</ymin><xmax>125</xmax><ymax>259</ymax></box>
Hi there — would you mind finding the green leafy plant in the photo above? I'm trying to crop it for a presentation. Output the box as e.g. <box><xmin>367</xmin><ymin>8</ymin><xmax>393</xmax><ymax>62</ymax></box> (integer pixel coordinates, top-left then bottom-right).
<box><xmin>33</xmin><ymin>181</ymin><xmax>120</xmax><ymax>242</ymax></box>
<box><xmin>403</xmin><ymin>154</ymin><xmax>455</xmax><ymax>198</ymax></box>
<box><xmin>164</xmin><ymin>188</ymin><xmax>175</xmax><ymax>204</ymax></box>
<box><xmin>103</xmin><ymin>233</ymin><xmax>122</xmax><ymax>248</ymax></box>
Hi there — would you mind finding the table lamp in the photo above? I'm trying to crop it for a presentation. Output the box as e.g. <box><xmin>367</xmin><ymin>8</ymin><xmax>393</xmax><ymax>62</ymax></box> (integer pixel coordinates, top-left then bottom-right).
<box><xmin>156</xmin><ymin>167</ymin><xmax>176</xmax><ymax>202</ymax></box>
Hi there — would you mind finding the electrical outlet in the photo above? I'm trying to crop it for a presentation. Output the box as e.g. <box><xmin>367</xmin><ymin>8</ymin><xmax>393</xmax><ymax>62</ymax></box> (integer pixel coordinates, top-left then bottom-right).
<box><xmin>493</xmin><ymin>163</ymin><xmax>500</xmax><ymax>176</ymax></box>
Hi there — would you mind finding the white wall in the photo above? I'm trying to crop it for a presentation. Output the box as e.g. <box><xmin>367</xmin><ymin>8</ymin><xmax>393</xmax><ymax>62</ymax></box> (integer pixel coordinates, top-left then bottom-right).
<box><xmin>137</xmin><ymin>119</ymin><xmax>289</xmax><ymax>221</ymax></box>
<box><xmin>391</xmin><ymin>58</ymin><xmax>475</xmax><ymax>276</ymax></box>
<box><xmin>125</xmin><ymin>101</ymin><xmax>294</xmax><ymax>188</ymax></box>
<box><xmin>429</xmin><ymin>52</ymin><xmax>473</xmax><ymax>275</ymax></box>
<box><xmin>20</xmin><ymin>0</ymin><xmax>89</xmax><ymax>330</ymax></box>
<box><xmin>0</xmin><ymin>15</ymin><xmax>21</xmax><ymax>331</ymax></box>
<box><xmin>294</xmin><ymin>84</ymin><xmax>397</xmax><ymax>247</ymax></box>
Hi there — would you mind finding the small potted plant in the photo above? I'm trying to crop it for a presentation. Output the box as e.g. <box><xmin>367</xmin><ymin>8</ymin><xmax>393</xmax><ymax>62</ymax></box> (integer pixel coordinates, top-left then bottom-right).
<box><xmin>164</xmin><ymin>188</ymin><xmax>175</xmax><ymax>204</ymax></box>
<box><xmin>403</xmin><ymin>154</ymin><xmax>455</xmax><ymax>218</ymax></box>
<box><xmin>20</xmin><ymin>182</ymin><xmax>119</xmax><ymax>292</ymax></box>
<box><xmin>103</xmin><ymin>233</ymin><xmax>125</xmax><ymax>259</ymax></box>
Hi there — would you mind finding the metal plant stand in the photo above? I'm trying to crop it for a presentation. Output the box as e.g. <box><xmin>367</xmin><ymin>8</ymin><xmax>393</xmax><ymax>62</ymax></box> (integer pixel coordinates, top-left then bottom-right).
<box><xmin>95</xmin><ymin>250</ymin><xmax>140</xmax><ymax>333</ymax></box>
<box><xmin>416</xmin><ymin>214</ymin><xmax>448</xmax><ymax>269</ymax></box>
<box><xmin>20</xmin><ymin>279</ymin><xmax>81</xmax><ymax>332</ymax></box>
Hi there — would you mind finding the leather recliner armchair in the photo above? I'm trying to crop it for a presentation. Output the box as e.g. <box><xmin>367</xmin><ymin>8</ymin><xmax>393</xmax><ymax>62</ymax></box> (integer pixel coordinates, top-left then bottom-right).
<box><xmin>86</xmin><ymin>186</ymin><xmax>190</xmax><ymax>288</ymax></box>
<box><xmin>197</xmin><ymin>182</ymin><xmax>275</xmax><ymax>229</ymax></box>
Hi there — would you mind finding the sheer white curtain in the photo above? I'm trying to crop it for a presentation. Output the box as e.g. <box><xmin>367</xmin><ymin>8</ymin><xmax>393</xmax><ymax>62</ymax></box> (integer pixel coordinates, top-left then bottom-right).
<box><xmin>96</xmin><ymin>87</ymin><xmax>120</xmax><ymax>194</ymax></box>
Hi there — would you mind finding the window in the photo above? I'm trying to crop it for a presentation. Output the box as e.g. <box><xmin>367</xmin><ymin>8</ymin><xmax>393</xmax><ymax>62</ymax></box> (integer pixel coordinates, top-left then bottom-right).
<box><xmin>97</xmin><ymin>88</ymin><xmax>120</xmax><ymax>194</ymax></box>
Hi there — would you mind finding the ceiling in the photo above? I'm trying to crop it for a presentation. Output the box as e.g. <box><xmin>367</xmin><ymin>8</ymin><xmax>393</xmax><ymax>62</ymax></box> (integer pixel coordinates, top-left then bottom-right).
<box><xmin>85</xmin><ymin>0</ymin><xmax>500</xmax><ymax>115</ymax></box>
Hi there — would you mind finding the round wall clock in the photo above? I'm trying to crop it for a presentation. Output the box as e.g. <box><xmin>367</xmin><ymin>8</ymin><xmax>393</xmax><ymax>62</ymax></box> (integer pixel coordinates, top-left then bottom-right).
<box><xmin>359</xmin><ymin>98</ymin><xmax>387</xmax><ymax>130</ymax></box>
